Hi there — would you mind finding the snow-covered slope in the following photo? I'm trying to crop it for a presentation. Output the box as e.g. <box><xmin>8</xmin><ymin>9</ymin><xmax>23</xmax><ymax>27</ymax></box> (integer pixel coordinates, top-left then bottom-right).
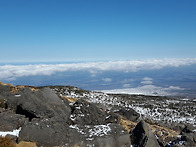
<box><xmin>50</xmin><ymin>86</ymin><xmax>196</xmax><ymax>128</ymax></box>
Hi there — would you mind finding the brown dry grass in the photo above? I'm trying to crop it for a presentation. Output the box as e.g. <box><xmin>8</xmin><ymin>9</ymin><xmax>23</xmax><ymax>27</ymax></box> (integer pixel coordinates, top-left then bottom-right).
<box><xmin>0</xmin><ymin>81</ymin><xmax>38</xmax><ymax>93</ymax></box>
<box><xmin>11</xmin><ymin>85</ymin><xmax>39</xmax><ymax>93</ymax></box>
<box><xmin>60</xmin><ymin>95</ymin><xmax>78</xmax><ymax>103</ymax></box>
<box><xmin>150</xmin><ymin>124</ymin><xmax>179</xmax><ymax>140</ymax></box>
<box><xmin>0</xmin><ymin>82</ymin><xmax>13</xmax><ymax>87</ymax></box>
<box><xmin>0</xmin><ymin>136</ymin><xmax>16</xmax><ymax>147</ymax></box>
<box><xmin>119</xmin><ymin>118</ymin><xmax>137</xmax><ymax>132</ymax></box>
<box><xmin>16</xmin><ymin>141</ymin><xmax>37</xmax><ymax>147</ymax></box>
<box><xmin>53</xmin><ymin>145</ymin><xmax>79</xmax><ymax>147</ymax></box>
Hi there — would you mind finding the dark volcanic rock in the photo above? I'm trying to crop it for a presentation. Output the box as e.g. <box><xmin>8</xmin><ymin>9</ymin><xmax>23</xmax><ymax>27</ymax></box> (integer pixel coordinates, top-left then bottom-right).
<box><xmin>181</xmin><ymin>125</ymin><xmax>194</xmax><ymax>134</ymax></box>
<box><xmin>167</xmin><ymin>126</ymin><xmax>196</xmax><ymax>147</ymax></box>
<box><xmin>130</xmin><ymin>120</ymin><xmax>160</xmax><ymax>147</ymax></box>
<box><xmin>111</xmin><ymin>106</ymin><xmax>140</xmax><ymax>122</ymax></box>
<box><xmin>18</xmin><ymin>118</ymin><xmax>83</xmax><ymax>146</ymax></box>
<box><xmin>14</xmin><ymin>87</ymin><xmax>71</xmax><ymax>121</ymax></box>
<box><xmin>70</xmin><ymin>99</ymin><xmax>109</xmax><ymax>125</ymax></box>
<box><xmin>180</xmin><ymin>132</ymin><xmax>196</xmax><ymax>147</ymax></box>
<box><xmin>91</xmin><ymin>123</ymin><xmax>131</xmax><ymax>147</ymax></box>
<box><xmin>69</xmin><ymin>123</ymin><xmax>131</xmax><ymax>147</ymax></box>
<box><xmin>0</xmin><ymin>84</ymin><xmax>11</xmax><ymax>95</ymax></box>
<box><xmin>0</xmin><ymin>109</ymin><xmax>26</xmax><ymax>131</ymax></box>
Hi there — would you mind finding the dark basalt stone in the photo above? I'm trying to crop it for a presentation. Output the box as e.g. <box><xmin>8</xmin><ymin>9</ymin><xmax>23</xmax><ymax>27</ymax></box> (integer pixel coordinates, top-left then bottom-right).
<box><xmin>70</xmin><ymin>99</ymin><xmax>108</xmax><ymax>125</ymax></box>
<box><xmin>0</xmin><ymin>110</ymin><xmax>26</xmax><ymax>131</ymax></box>
<box><xmin>130</xmin><ymin>120</ymin><xmax>160</xmax><ymax>147</ymax></box>
<box><xmin>111</xmin><ymin>106</ymin><xmax>140</xmax><ymax>122</ymax></box>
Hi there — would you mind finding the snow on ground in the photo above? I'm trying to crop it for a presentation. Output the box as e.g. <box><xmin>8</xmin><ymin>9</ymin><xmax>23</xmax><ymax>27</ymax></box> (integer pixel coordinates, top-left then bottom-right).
<box><xmin>88</xmin><ymin>124</ymin><xmax>111</xmax><ymax>137</ymax></box>
<box><xmin>0</xmin><ymin>128</ymin><xmax>21</xmax><ymax>137</ymax></box>
<box><xmin>69</xmin><ymin>124</ymin><xmax>112</xmax><ymax>140</ymax></box>
<box><xmin>51</xmin><ymin>86</ymin><xmax>196</xmax><ymax>126</ymax></box>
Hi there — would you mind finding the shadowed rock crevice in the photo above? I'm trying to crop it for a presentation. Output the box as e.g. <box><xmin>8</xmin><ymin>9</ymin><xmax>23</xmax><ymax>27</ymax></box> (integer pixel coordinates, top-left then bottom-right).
<box><xmin>16</xmin><ymin>105</ymin><xmax>38</xmax><ymax>121</ymax></box>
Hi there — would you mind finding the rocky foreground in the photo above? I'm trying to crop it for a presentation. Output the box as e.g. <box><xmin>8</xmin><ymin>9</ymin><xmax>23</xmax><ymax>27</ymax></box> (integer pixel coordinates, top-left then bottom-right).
<box><xmin>0</xmin><ymin>82</ymin><xmax>196</xmax><ymax>147</ymax></box>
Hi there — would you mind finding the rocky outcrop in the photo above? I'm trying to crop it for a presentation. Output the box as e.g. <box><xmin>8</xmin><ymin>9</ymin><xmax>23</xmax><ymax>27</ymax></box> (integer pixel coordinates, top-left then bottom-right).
<box><xmin>111</xmin><ymin>106</ymin><xmax>140</xmax><ymax>122</ymax></box>
<box><xmin>0</xmin><ymin>83</ymin><xmax>132</xmax><ymax>146</ymax></box>
<box><xmin>18</xmin><ymin>118</ymin><xmax>78</xmax><ymax>146</ymax></box>
<box><xmin>14</xmin><ymin>87</ymin><xmax>71</xmax><ymax>121</ymax></box>
<box><xmin>130</xmin><ymin>120</ymin><xmax>160</xmax><ymax>147</ymax></box>
<box><xmin>166</xmin><ymin>126</ymin><xmax>196</xmax><ymax>147</ymax></box>
<box><xmin>69</xmin><ymin>99</ymin><xmax>119</xmax><ymax>125</ymax></box>
<box><xmin>1</xmin><ymin>83</ymin><xmax>196</xmax><ymax>147</ymax></box>
<box><xmin>0</xmin><ymin>109</ymin><xmax>26</xmax><ymax>131</ymax></box>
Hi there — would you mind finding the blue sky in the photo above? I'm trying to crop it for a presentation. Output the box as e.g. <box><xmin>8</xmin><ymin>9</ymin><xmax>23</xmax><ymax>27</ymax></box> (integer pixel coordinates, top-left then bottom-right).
<box><xmin>0</xmin><ymin>0</ymin><xmax>196</xmax><ymax>62</ymax></box>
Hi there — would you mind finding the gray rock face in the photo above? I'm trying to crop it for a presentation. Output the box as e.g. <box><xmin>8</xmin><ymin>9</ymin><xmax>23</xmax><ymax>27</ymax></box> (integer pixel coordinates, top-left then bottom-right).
<box><xmin>70</xmin><ymin>99</ymin><xmax>109</xmax><ymax>125</ymax></box>
<box><xmin>18</xmin><ymin>118</ymin><xmax>82</xmax><ymax>147</ymax></box>
<box><xmin>0</xmin><ymin>109</ymin><xmax>26</xmax><ymax>131</ymax></box>
<box><xmin>181</xmin><ymin>132</ymin><xmax>196</xmax><ymax>146</ymax></box>
<box><xmin>0</xmin><ymin>84</ymin><xmax>11</xmax><ymax>95</ymax></box>
<box><xmin>130</xmin><ymin>120</ymin><xmax>160</xmax><ymax>147</ymax></box>
<box><xmin>111</xmin><ymin>106</ymin><xmax>140</xmax><ymax>122</ymax></box>
<box><xmin>180</xmin><ymin>129</ymin><xmax>196</xmax><ymax>147</ymax></box>
<box><xmin>68</xmin><ymin>123</ymin><xmax>131</xmax><ymax>147</ymax></box>
<box><xmin>0</xmin><ymin>85</ymin><xmax>71</xmax><ymax>121</ymax></box>
<box><xmin>15</xmin><ymin>87</ymin><xmax>71</xmax><ymax>120</ymax></box>
<box><xmin>166</xmin><ymin>126</ymin><xmax>196</xmax><ymax>147</ymax></box>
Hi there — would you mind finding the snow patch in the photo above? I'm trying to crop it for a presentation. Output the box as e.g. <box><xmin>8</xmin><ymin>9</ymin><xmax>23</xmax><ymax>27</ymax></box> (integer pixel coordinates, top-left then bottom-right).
<box><xmin>88</xmin><ymin>124</ymin><xmax>111</xmax><ymax>137</ymax></box>
<box><xmin>0</xmin><ymin>128</ymin><xmax>21</xmax><ymax>137</ymax></box>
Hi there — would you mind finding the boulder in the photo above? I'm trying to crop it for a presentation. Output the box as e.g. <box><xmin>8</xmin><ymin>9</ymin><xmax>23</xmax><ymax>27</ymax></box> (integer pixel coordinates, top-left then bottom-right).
<box><xmin>0</xmin><ymin>110</ymin><xmax>26</xmax><ymax>131</ymax></box>
<box><xmin>181</xmin><ymin>125</ymin><xmax>194</xmax><ymax>134</ymax></box>
<box><xmin>69</xmin><ymin>123</ymin><xmax>131</xmax><ymax>147</ymax></box>
<box><xmin>0</xmin><ymin>84</ymin><xmax>11</xmax><ymax>95</ymax></box>
<box><xmin>130</xmin><ymin>120</ymin><xmax>160</xmax><ymax>147</ymax></box>
<box><xmin>180</xmin><ymin>131</ymin><xmax>196</xmax><ymax>147</ymax></box>
<box><xmin>18</xmin><ymin>118</ymin><xmax>82</xmax><ymax>147</ymax></box>
<box><xmin>70</xmin><ymin>99</ymin><xmax>109</xmax><ymax>125</ymax></box>
<box><xmin>111</xmin><ymin>106</ymin><xmax>140</xmax><ymax>122</ymax></box>
<box><xmin>14</xmin><ymin>87</ymin><xmax>71</xmax><ymax>121</ymax></box>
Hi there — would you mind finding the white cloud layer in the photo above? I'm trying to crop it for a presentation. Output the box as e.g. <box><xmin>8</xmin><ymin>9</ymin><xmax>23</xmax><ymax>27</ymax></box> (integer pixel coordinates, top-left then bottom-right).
<box><xmin>141</xmin><ymin>77</ymin><xmax>153</xmax><ymax>85</ymax></box>
<box><xmin>123</xmin><ymin>84</ymin><xmax>132</xmax><ymax>88</ymax></box>
<box><xmin>102</xmin><ymin>78</ymin><xmax>112</xmax><ymax>82</ymax></box>
<box><xmin>101</xmin><ymin>85</ymin><xmax>185</xmax><ymax>96</ymax></box>
<box><xmin>0</xmin><ymin>58</ymin><xmax>196</xmax><ymax>81</ymax></box>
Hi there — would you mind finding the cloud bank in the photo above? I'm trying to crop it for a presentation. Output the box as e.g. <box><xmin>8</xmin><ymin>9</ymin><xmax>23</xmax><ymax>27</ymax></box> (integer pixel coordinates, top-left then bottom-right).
<box><xmin>141</xmin><ymin>77</ymin><xmax>153</xmax><ymax>85</ymax></box>
<box><xmin>101</xmin><ymin>85</ymin><xmax>185</xmax><ymax>96</ymax></box>
<box><xmin>0</xmin><ymin>58</ymin><xmax>196</xmax><ymax>81</ymax></box>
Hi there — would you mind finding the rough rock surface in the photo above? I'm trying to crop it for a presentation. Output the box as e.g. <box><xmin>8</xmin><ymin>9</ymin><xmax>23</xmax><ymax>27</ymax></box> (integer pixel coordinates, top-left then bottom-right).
<box><xmin>15</xmin><ymin>87</ymin><xmax>71</xmax><ymax>121</ymax></box>
<box><xmin>1</xmin><ymin>83</ymin><xmax>196</xmax><ymax>147</ymax></box>
<box><xmin>70</xmin><ymin>99</ymin><xmax>119</xmax><ymax>125</ymax></box>
<box><xmin>0</xmin><ymin>109</ymin><xmax>26</xmax><ymax>131</ymax></box>
<box><xmin>111</xmin><ymin>106</ymin><xmax>140</xmax><ymax>122</ymax></box>
<box><xmin>18</xmin><ymin>118</ymin><xmax>81</xmax><ymax>146</ymax></box>
<box><xmin>0</xmin><ymin>84</ymin><xmax>132</xmax><ymax>146</ymax></box>
<box><xmin>130</xmin><ymin>120</ymin><xmax>160</xmax><ymax>147</ymax></box>
<box><xmin>68</xmin><ymin>123</ymin><xmax>131</xmax><ymax>147</ymax></box>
